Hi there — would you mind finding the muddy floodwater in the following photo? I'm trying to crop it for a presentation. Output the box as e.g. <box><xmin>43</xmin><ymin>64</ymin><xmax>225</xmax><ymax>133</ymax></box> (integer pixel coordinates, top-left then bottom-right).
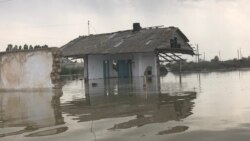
<box><xmin>2</xmin><ymin>70</ymin><xmax>250</xmax><ymax>141</ymax></box>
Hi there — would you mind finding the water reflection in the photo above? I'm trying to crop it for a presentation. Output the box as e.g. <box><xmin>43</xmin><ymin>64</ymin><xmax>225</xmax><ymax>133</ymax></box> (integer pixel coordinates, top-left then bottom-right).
<box><xmin>62</xmin><ymin>77</ymin><xmax>197</xmax><ymax>134</ymax></box>
<box><xmin>0</xmin><ymin>89</ymin><xmax>66</xmax><ymax>138</ymax></box>
<box><xmin>157</xmin><ymin>126</ymin><xmax>189</xmax><ymax>135</ymax></box>
<box><xmin>25</xmin><ymin>127</ymin><xmax>68</xmax><ymax>137</ymax></box>
<box><xmin>0</xmin><ymin>76</ymin><xmax>197</xmax><ymax>139</ymax></box>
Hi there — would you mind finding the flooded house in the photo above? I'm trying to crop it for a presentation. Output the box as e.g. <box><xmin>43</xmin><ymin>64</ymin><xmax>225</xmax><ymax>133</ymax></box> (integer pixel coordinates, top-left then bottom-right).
<box><xmin>62</xmin><ymin>23</ymin><xmax>194</xmax><ymax>80</ymax></box>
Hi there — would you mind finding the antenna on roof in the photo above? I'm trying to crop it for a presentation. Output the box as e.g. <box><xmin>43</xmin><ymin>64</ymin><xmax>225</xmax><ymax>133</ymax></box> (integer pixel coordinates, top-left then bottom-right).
<box><xmin>88</xmin><ymin>20</ymin><xmax>90</xmax><ymax>35</ymax></box>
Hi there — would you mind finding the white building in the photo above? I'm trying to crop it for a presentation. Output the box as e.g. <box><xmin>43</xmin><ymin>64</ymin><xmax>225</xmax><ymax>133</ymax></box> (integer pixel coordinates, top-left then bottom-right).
<box><xmin>62</xmin><ymin>23</ymin><xmax>194</xmax><ymax>80</ymax></box>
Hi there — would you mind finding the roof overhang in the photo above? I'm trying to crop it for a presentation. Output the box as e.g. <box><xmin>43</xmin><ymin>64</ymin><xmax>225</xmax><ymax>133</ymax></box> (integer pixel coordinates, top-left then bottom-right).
<box><xmin>155</xmin><ymin>48</ymin><xmax>195</xmax><ymax>56</ymax></box>
<box><xmin>63</xmin><ymin>48</ymin><xmax>194</xmax><ymax>59</ymax></box>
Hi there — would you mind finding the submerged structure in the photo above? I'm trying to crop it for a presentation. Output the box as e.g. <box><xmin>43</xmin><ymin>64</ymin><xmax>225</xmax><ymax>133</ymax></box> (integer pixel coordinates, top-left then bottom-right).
<box><xmin>62</xmin><ymin>23</ymin><xmax>194</xmax><ymax>80</ymax></box>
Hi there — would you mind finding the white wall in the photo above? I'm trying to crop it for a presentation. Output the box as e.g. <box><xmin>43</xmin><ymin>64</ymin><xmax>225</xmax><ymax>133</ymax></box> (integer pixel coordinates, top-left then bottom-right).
<box><xmin>84</xmin><ymin>56</ymin><xmax>88</xmax><ymax>79</ymax></box>
<box><xmin>0</xmin><ymin>51</ymin><xmax>54</xmax><ymax>90</ymax></box>
<box><xmin>87</xmin><ymin>52</ymin><xmax>158</xmax><ymax>79</ymax></box>
<box><xmin>88</xmin><ymin>55</ymin><xmax>108</xmax><ymax>79</ymax></box>
<box><xmin>134</xmin><ymin>52</ymin><xmax>158</xmax><ymax>77</ymax></box>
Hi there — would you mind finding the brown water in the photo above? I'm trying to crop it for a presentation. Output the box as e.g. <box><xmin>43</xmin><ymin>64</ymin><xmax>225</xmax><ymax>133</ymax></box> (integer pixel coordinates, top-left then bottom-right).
<box><xmin>1</xmin><ymin>70</ymin><xmax>250</xmax><ymax>141</ymax></box>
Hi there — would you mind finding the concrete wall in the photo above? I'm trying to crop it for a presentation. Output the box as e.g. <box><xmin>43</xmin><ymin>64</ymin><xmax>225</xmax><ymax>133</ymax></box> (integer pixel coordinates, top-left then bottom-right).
<box><xmin>87</xmin><ymin>52</ymin><xmax>158</xmax><ymax>79</ymax></box>
<box><xmin>0</xmin><ymin>49</ymin><xmax>61</xmax><ymax>90</ymax></box>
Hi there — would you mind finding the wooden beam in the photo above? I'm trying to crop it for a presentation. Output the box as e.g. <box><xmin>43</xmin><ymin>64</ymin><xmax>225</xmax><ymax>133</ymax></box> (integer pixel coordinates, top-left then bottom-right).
<box><xmin>162</xmin><ymin>53</ymin><xmax>179</xmax><ymax>62</ymax></box>
<box><xmin>158</xmin><ymin>54</ymin><xmax>172</xmax><ymax>62</ymax></box>
<box><xmin>171</xmin><ymin>53</ymin><xmax>185</xmax><ymax>61</ymax></box>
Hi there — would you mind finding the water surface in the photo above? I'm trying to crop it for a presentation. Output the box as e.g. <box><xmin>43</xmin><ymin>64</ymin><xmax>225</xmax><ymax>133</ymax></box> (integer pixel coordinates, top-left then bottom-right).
<box><xmin>1</xmin><ymin>70</ymin><xmax>250</xmax><ymax>141</ymax></box>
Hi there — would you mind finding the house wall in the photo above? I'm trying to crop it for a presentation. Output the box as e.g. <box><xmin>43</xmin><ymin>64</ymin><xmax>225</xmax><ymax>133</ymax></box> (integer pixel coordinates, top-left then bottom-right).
<box><xmin>134</xmin><ymin>52</ymin><xmax>158</xmax><ymax>77</ymax></box>
<box><xmin>88</xmin><ymin>54</ymin><xmax>133</xmax><ymax>79</ymax></box>
<box><xmin>84</xmin><ymin>56</ymin><xmax>88</xmax><ymax>79</ymax></box>
<box><xmin>87</xmin><ymin>52</ymin><xmax>158</xmax><ymax>79</ymax></box>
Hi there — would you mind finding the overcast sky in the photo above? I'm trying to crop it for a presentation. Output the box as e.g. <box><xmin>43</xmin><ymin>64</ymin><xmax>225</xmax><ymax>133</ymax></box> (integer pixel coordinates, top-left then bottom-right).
<box><xmin>0</xmin><ymin>0</ymin><xmax>249</xmax><ymax>60</ymax></box>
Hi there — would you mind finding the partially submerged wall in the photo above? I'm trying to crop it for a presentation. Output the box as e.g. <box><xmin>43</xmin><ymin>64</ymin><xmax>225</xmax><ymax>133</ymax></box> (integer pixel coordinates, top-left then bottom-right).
<box><xmin>0</xmin><ymin>48</ymin><xmax>62</xmax><ymax>90</ymax></box>
<box><xmin>87</xmin><ymin>52</ymin><xmax>158</xmax><ymax>79</ymax></box>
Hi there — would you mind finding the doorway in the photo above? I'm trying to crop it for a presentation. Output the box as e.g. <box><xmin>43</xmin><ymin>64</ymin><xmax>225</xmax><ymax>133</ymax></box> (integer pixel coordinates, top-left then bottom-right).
<box><xmin>117</xmin><ymin>60</ymin><xmax>132</xmax><ymax>78</ymax></box>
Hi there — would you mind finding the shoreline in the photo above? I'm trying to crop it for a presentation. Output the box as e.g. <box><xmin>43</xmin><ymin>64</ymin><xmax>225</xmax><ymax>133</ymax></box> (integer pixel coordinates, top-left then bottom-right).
<box><xmin>168</xmin><ymin>67</ymin><xmax>250</xmax><ymax>74</ymax></box>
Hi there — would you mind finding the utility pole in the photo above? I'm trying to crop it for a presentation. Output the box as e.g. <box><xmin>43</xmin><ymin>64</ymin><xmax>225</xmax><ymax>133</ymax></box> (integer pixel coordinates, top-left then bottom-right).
<box><xmin>219</xmin><ymin>51</ymin><xmax>221</xmax><ymax>61</ymax></box>
<box><xmin>196</xmin><ymin>44</ymin><xmax>200</xmax><ymax>63</ymax></box>
<box><xmin>237</xmin><ymin>49</ymin><xmax>240</xmax><ymax>60</ymax></box>
<box><xmin>179</xmin><ymin>60</ymin><xmax>182</xmax><ymax>84</ymax></box>
<box><xmin>204</xmin><ymin>52</ymin><xmax>205</xmax><ymax>61</ymax></box>
<box><xmin>240</xmin><ymin>48</ymin><xmax>242</xmax><ymax>59</ymax></box>
<box><xmin>88</xmin><ymin>20</ymin><xmax>90</xmax><ymax>35</ymax></box>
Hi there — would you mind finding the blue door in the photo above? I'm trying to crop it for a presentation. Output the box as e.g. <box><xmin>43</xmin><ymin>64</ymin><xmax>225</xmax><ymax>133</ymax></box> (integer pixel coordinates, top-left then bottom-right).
<box><xmin>117</xmin><ymin>60</ymin><xmax>130</xmax><ymax>78</ymax></box>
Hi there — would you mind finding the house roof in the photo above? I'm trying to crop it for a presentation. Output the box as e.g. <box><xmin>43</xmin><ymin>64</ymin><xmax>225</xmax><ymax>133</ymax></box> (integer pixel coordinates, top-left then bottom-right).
<box><xmin>61</xmin><ymin>26</ymin><xmax>194</xmax><ymax>57</ymax></box>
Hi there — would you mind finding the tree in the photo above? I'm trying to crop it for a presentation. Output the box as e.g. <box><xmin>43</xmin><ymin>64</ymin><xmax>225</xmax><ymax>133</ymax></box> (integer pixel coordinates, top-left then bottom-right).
<box><xmin>23</xmin><ymin>44</ymin><xmax>28</xmax><ymax>50</ymax></box>
<box><xmin>211</xmin><ymin>56</ymin><xmax>219</xmax><ymax>63</ymax></box>
<box><xmin>29</xmin><ymin>45</ymin><xmax>33</xmax><ymax>50</ymax></box>
<box><xmin>6</xmin><ymin>44</ymin><xmax>13</xmax><ymax>51</ymax></box>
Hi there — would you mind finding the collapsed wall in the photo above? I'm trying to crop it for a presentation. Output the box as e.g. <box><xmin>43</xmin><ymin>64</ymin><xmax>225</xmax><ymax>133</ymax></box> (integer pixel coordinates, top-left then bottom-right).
<box><xmin>0</xmin><ymin>48</ymin><xmax>62</xmax><ymax>90</ymax></box>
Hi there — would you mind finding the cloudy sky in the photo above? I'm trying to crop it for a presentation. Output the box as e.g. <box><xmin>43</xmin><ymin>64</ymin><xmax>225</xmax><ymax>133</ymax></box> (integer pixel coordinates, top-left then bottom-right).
<box><xmin>0</xmin><ymin>0</ymin><xmax>249</xmax><ymax>60</ymax></box>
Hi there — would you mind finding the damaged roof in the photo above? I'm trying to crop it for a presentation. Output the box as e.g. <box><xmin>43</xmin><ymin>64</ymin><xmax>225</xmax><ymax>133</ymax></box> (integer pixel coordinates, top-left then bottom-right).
<box><xmin>61</xmin><ymin>26</ymin><xmax>194</xmax><ymax>57</ymax></box>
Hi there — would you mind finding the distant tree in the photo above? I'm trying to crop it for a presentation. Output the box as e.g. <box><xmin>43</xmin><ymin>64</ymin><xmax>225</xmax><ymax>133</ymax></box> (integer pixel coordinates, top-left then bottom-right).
<box><xmin>34</xmin><ymin>45</ymin><xmax>41</xmax><ymax>49</ymax></box>
<box><xmin>23</xmin><ymin>44</ymin><xmax>28</xmax><ymax>50</ymax></box>
<box><xmin>43</xmin><ymin>45</ymin><xmax>48</xmax><ymax>48</ymax></box>
<box><xmin>13</xmin><ymin>45</ymin><xmax>18</xmax><ymax>50</ymax></box>
<box><xmin>7</xmin><ymin>44</ymin><xmax>13</xmax><ymax>48</ymax></box>
<box><xmin>211</xmin><ymin>56</ymin><xmax>219</xmax><ymax>63</ymax></box>
<box><xmin>19</xmin><ymin>45</ymin><xmax>22</xmax><ymax>50</ymax></box>
<box><xmin>6</xmin><ymin>44</ymin><xmax>13</xmax><ymax>51</ymax></box>
<box><xmin>29</xmin><ymin>45</ymin><xmax>33</xmax><ymax>50</ymax></box>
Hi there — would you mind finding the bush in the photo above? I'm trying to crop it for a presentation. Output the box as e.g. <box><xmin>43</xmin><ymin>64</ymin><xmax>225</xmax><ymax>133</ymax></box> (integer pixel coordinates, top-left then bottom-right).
<box><xmin>60</xmin><ymin>67</ymin><xmax>84</xmax><ymax>75</ymax></box>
